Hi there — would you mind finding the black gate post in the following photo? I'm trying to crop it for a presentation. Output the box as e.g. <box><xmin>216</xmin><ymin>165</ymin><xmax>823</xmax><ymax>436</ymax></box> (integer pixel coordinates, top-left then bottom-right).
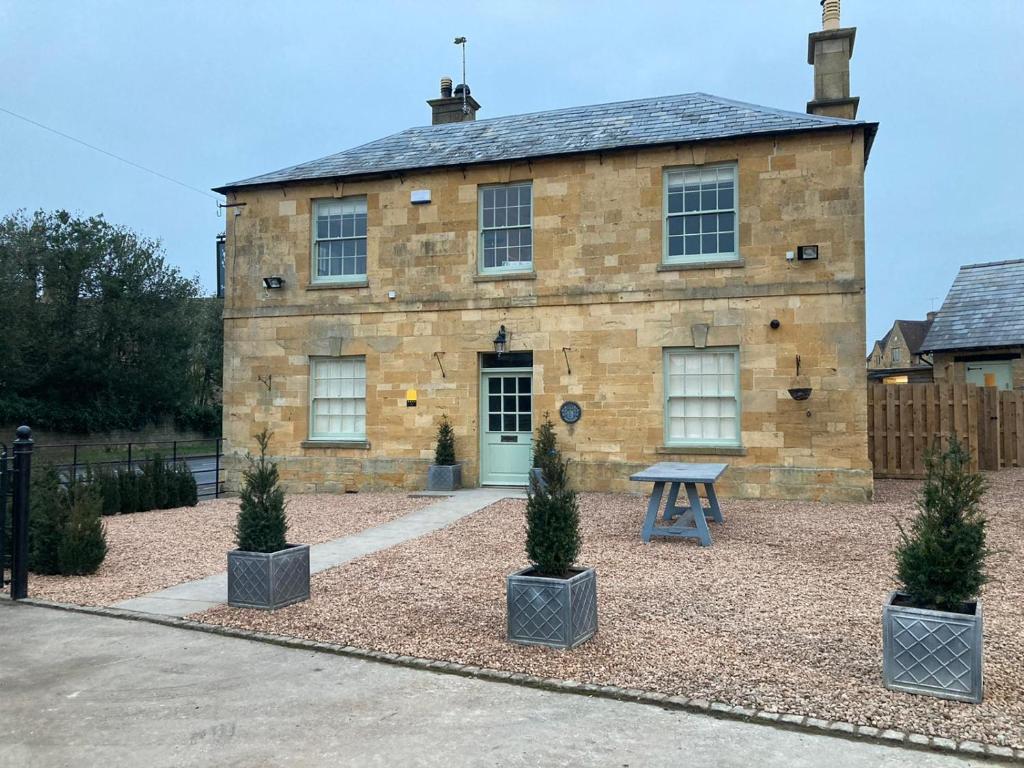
<box><xmin>10</xmin><ymin>426</ymin><xmax>33</xmax><ymax>600</ymax></box>
<box><xmin>0</xmin><ymin>443</ymin><xmax>8</xmax><ymax>588</ymax></box>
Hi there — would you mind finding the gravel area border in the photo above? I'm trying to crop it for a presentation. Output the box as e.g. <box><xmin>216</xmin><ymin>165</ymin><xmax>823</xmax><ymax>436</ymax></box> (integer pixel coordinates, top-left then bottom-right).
<box><xmin>8</xmin><ymin>598</ymin><xmax>1024</xmax><ymax>765</ymax></box>
<box><xmin>22</xmin><ymin>492</ymin><xmax>434</xmax><ymax>606</ymax></box>
<box><xmin>193</xmin><ymin>470</ymin><xmax>1024</xmax><ymax>751</ymax></box>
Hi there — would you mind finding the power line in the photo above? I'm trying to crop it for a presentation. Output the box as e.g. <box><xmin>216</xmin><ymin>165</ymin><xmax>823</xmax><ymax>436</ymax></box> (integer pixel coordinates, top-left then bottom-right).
<box><xmin>0</xmin><ymin>105</ymin><xmax>219</xmax><ymax>201</ymax></box>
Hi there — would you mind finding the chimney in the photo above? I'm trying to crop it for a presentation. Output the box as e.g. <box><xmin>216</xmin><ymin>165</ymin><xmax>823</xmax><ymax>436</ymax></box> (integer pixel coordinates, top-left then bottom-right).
<box><xmin>807</xmin><ymin>0</ymin><xmax>859</xmax><ymax>120</ymax></box>
<box><xmin>926</xmin><ymin>311</ymin><xmax>937</xmax><ymax>322</ymax></box>
<box><xmin>427</xmin><ymin>76</ymin><xmax>480</xmax><ymax>125</ymax></box>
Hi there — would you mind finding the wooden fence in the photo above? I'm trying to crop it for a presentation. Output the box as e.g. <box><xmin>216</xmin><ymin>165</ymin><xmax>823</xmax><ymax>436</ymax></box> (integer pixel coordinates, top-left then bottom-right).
<box><xmin>867</xmin><ymin>383</ymin><xmax>1024</xmax><ymax>478</ymax></box>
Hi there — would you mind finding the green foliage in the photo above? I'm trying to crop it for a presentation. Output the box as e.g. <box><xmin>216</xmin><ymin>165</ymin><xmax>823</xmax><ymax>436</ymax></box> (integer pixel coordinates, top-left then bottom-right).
<box><xmin>94</xmin><ymin>466</ymin><xmax>121</xmax><ymax>516</ymax></box>
<box><xmin>895</xmin><ymin>437</ymin><xmax>990</xmax><ymax>612</ymax></box>
<box><xmin>57</xmin><ymin>483</ymin><xmax>107</xmax><ymax>575</ymax></box>
<box><xmin>118</xmin><ymin>470</ymin><xmax>139</xmax><ymax>514</ymax></box>
<box><xmin>172</xmin><ymin>462</ymin><xmax>198</xmax><ymax>507</ymax></box>
<box><xmin>0</xmin><ymin>210</ymin><xmax>222</xmax><ymax>434</ymax></box>
<box><xmin>143</xmin><ymin>455</ymin><xmax>170</xmax><ymax>509</ymax></box>
<box><xmin>135</xmin><ymin>471</ymin><xmax>154</xmax><ymax>513</ymax></box>
<box><xmin>235</xmin><ymin>429</ymin><xmax>288</xmax><ymax>553</ymax></box>
<box><xmin>434</xmin><ymin>413</ymin><xmax>457</xmax><ymax>466</ymax></box>
<box><xmin>525</xmin><ymin>414</ymin><xmax>581</xmax><ymax>577</ymax></box>
<box><xmin>28</xmin><ymin>464</ymin><xmax>69</xmax><ymax>575</ymax></box>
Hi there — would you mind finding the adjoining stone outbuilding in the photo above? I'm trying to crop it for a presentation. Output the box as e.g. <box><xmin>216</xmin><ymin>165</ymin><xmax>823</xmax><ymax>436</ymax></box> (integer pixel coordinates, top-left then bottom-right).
<box><xmin>921</xmin><ymin>259</ymin><xmax>1024</xmax><ymax>391</ymax></box>
<box><xmin>215</xmin><ymin>5</ymin><xmax>877</xmax><ymax>501</ymax></box>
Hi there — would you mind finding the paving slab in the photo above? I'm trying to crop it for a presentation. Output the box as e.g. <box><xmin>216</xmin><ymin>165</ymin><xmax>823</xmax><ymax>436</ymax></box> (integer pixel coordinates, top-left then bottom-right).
<box><xmin>115</xmin><ymin>488</ymin><xmax>523</xmax><ymax>617</ymax></box>
<box><xmin>0</xmin><ymin>602</ymin><xmax>983</xmax><ymax>768</ymax></box>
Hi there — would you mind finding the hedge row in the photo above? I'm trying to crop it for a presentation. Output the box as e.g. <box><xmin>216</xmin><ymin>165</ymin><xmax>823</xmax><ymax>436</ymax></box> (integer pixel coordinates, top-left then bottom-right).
<box><xmin>92</xmin><ymin>455</ymin><xmax>198</xmax><ymax>515</ymax></box>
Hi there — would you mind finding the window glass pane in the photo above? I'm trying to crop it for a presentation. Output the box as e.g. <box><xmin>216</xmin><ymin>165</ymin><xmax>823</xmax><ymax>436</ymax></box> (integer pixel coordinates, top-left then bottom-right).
<box><xmin>519</xmin><ymin>414</ymin><xmax>532</xmax><ymax>432</ymax></box>
<box><xmin>503</xmin><ymin>377</ymin><xmax>516</xmax><ymax>393</ymax></box>
<box><xmin>667</xmin><ymin>192</ymin><xmax>684</xmax><ymax>214</ymax></box>
<box><xmin>503</xmin><ymin>395</ymin><xmax>517</xmax><ymax>411</ymax></box>
<box><xmin>503</xmin><ymin>414</ymin><xmax>517</xmax><ymax>431</ymax></box>
<box><xmin>518</xmin><ymin>395</ymin><xmax>530</xmax><ymax>412</ymax></box>
<box><xmin>719</xmin><ymin>232</ymin><xmax>735</xmax><ymax>254</ymax></box>
<box><xmin>668</xmin><ymin>217</ymin><xmax>684</xmax><ymax>236</ymax></box>
<box><xmin>489</xmin><ymin>395</ymin><xmax>501</xmax><ymax>413</ymax></box>
<box><xmin>489</xmin><ymin>414</ymin><xmax>501</xmax><ymax>431</ymax></box>
<box><xmin>489</xmin><ymin>378</ymin><xmax>501</xmax><ymax>394</ymax></box>
<box><xmin>684</xmin><ymin>191</ymin><xmax>700</xmax><ymax>212</ymax></box>
<box><xmin>668</xmin><ymin>236</ymin><xmax>684</xmax><ymax>257</ymax></box>
<box><xmin>702</xmin><ymin>234</ymin><xmax>717</xmax><ymax>253</ymax></box>
<box><xmin>518</xmin><ymin>377</ymin><xmax>531</xmax><ymax>393</ymax></box>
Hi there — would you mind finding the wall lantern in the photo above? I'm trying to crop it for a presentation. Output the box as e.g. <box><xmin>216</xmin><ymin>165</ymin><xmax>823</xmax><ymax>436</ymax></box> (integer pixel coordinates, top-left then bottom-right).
<box><xmin>263</xmin><ymin>276</ymin><xmax>285</xmax><ymax>289</ymax></box>
<box><xmin>493</xmin><ymin>324</ymin><xmax>509</xmax><ymax>356</ymax></box>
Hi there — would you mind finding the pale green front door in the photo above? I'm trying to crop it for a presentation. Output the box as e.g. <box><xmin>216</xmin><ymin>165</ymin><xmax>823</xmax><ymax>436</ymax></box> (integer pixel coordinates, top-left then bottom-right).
<box><xmin>480</xmin><ymin>369</ymin><xmax>533</xmax><ymax>485</ymax></box>
<box><xmin>965</xmin><ymin>361</ymin><xmax>1013</xmax><ymax>391</ymax></box>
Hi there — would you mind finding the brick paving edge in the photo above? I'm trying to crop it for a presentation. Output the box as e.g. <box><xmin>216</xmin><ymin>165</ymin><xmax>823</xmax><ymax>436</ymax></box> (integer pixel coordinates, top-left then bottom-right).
<box><xmin>8</xmin><ymin>596</ymin><xmax>1023</xmax><ymax>765</ymax></box>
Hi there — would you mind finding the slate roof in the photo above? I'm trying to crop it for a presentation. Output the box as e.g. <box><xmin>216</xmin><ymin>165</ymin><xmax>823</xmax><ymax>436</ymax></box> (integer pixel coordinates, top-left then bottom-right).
<box><xmin>215</xmin><ymin>92</ymin><xmax>876</xmax><ymax>192</ymax></box>
<box><xmin>920</xmin><ymin>259</ymin><xmax>1024</xmax><ymax>352</ymax></box>
<box><xmin>896</xmin><ymin>319</ymin><xmax>934</xmax><ymax>355</ymax></box>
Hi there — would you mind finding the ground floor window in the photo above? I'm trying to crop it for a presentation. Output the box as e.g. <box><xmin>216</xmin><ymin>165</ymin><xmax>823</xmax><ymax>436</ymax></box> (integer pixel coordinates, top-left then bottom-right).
<box><xmin>310</xmin><ymin>356</ymin><xmax>366</xmax><ymax>440</ymax></box>
<box><xmin>664</xmin><ymin>347</ymin><xmax>740</xmax><ymax>446</ymax></box>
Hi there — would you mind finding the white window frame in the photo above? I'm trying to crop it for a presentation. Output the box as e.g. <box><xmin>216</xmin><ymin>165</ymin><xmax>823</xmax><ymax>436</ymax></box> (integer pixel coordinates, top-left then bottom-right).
<box><xmin>478</xmin><ymin>181</ymin><xmax>533</xmax><ymax>274</ymax></box>
<box><xmin>891</xmin><ymin>346</ymin><xmax>902</xmax><ymax>363</ymax></box>
<box><xmin>663</xmin><ymin>162</ymin><xmax>739</xmax><ymax>265</ymax></box>
<box><xmin>311</xmin><ymin>197</ymin><xmax>367</xmax><ymax>284</ymax></box>
<box><xmin>663</xmin><ymin>347</ymin><xmax>741</xmax><ymax>448</ymax></box>
<box><xmin>309</xmin><ymin>356</ymin><xmax>367</xmax><ymax>441</ymax></box>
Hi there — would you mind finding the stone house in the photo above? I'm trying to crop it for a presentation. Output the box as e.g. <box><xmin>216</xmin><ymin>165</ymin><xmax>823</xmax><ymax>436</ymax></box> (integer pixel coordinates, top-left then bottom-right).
<box><xmin>866</xmin><ymin>317</ymin><xmax>935</xmax><ymax>384</ymax></box>
<box><xmin>215</xmin><ymin>4</ymin><xmax>877</xmax><ymax>501</ymax></box>
<box><xmin>920</xmin><ymin>259</ymin><xmax>1024</xmax><ymax>391</ymax></box>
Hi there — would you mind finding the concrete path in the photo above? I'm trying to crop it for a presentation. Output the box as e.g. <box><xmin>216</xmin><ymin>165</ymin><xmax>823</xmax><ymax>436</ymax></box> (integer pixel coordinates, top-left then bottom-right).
<box><xmin>115</xmin><ymin>487</ymin><xmax>523</xmax><ymax>617</ymax></box>
<box><xmin>0</xmin><ymin>602</ymin><xmax>980</xmax><ymax>768</ymax></box>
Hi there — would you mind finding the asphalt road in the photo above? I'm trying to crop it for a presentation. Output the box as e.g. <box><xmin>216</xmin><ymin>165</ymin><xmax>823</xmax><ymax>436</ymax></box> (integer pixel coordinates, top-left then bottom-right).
<box><xmin>0</xmin><ymin>602</ymin><xmax>982</xmax><ymax>768</ymax></box>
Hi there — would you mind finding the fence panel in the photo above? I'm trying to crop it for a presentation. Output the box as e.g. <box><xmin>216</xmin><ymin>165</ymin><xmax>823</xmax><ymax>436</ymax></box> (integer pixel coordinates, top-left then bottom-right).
<box><xmin>868</xmin><ymin>383</ymin><xmax>1024</xmax><ymax>478</ymax></box>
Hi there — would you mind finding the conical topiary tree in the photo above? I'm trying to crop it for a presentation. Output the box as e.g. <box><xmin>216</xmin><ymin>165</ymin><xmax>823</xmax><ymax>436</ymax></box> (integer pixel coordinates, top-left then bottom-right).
<box><xmin>895</xmin><ymin>436</ymin><xmax>990</xmax><ymax>612</ymax></box>
<box><xmin>28</xmin><ymin>464</ymin><xmax>68</xmax><ymax>575</ymax></box>
<box><xmin>57</xmin><ymin>482</ymin><xmax>107</xmax><ymax>575</ymax></box>
<box><xmin>525</xmin><ymin>414</ymin><xmax>581</xmax><ymax>577</ymax></box>
<box><xmin>434</xmin><ymin>413</ymin><xmax>456</xmax><ymax>466</ymax></box>
<box><xmin>235</xmin><ymin>429</ymin><xmax>288</xmax><ymax>553</ymax></box>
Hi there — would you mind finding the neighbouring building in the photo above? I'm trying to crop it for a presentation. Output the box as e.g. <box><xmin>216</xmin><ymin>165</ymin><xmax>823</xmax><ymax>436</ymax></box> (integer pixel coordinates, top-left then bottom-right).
<box><xmin>866</xmin><ymin>316</ymin><xmax>934</xmax><ymax>384</ymax></box>
<box><xmin>215</xmin><ymin>2</ymin><xmax>878</xmax><ymax>501</ymax></box>
<box><xmin>920</xmin><ymin>259</ymin><xmax>1024</xmax><ymax>391</ymax></box>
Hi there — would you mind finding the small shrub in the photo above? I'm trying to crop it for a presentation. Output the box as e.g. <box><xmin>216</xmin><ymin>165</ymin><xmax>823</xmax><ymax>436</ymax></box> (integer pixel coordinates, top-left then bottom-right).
<box><xmin>28</xmin><ymin>464</ymin><xmax>68</xmax><ymax>575</ymax></box>
<box><xmin>142</xmin><ymin>455</ymin><xmax>171</xmax><ymax>509</ymax></box>
<box><xmin>94</xmin><ymin>467</ymin><xmax>121</xmax><ymax>516</ymax></box>
<box><xmin>235</xmin><ymin>429</ymin><xmax>287</xmax><ymax>553</ymax></box>
<box><xmin>136</xmin><ymin>471</ymin><xmax>154</xmax><ymax>512</ymax></box>
<box><xmin>895</xmin><ymin>437</ymin><xmax>990</xmax><ymax>612</ymax></box>
<box><xmin>525</xmin><ymin>414</ymin><xmax>581</xmax><ymax>577</ymax></box>
<box><xmin>434</xmin><ymin>413</ymin><xmax>457</xmax><ymax>466</ymax></box>
<box><xmin>178</xmin><ymin>463</ymin><xmax>199</xmax><ymax>506</ymax></box>
<box><xmin>57</xmin><ymin>483</ymin><xmax>107</xmax><ymax>575</ymax></box>
<box><xmin>118</xmin><ymin>470</ymin><xmax>139</xmax><ymax>514</ymax></box>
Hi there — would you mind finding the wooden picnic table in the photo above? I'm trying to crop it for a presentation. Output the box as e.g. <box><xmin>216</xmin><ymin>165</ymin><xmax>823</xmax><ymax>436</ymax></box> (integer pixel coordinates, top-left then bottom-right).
<box><xmin>629</xmin><ymin>462</ymin><xmax>727</xmax><ymax>547</ymax></box>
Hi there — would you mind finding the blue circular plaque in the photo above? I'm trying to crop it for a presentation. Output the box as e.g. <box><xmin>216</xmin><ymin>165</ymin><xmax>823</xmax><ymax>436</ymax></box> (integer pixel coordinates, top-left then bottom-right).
<box><xmin>559</xmin><ymin>401</ymin><xmax>582</xmax><ymax>424</ymax></box>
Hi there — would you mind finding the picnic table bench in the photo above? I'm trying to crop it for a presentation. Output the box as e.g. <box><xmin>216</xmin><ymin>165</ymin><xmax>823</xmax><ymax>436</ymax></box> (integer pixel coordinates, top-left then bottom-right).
<box><xmin>629</xmin><ymin>462</ymin><xmax>727</xmax><ymax>547</ymax></box>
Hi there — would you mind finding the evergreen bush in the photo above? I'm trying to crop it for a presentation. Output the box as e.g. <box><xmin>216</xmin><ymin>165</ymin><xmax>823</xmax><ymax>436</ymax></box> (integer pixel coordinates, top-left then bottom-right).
<box><xmin>235</xmin><ymin>429</ymin><xmax>288</xmax><ymax>553</ymax></box>
<box><xmin>57</xmin><ymin>482</ymin><xmax>107</xmax><ymax>575</ymax></box>
<box><xmin>525</xmin><ymin>414</ymin><xmax>581</xmax><ymax>577</ymax></box>
<box><xmin>135</xmin><ymin>471</ymin><xmax>154</xmax><ymax>512</ymax></box>
<box><xmin>118</xmin><ymin>470</ymin><xmax>138</xmax><ymax>514</ymax></box>
<box><xmin>28</xmin><ymin>464</ymin><xmax>68</xmax><ymax>575</ymax></box>
<box><xmin>178</xmin><ymin>463</ymin><xmax>198</xmax><ymax>506</ymax></box>
<box><xmin>143</xmin><ymin>455</ymin><xmax>170</xmax><ymax>509</ymax></box>
<box><xmin>895</xmin><ymin>437</ymin><xmax>990</xmax><ymax>612</ymax></box>
<box><xmin>434</xmin><ymin>413</ymin><xmax>457</xmax><ymax>466</ymax></box>
<box><xmin>94</xmin><ymin>467</ymin><xmax>121</xmax><ymax>516</ymax></box>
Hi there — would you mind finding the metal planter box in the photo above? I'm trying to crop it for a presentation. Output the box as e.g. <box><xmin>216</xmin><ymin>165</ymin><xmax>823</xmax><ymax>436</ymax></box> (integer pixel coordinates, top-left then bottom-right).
<box><xmin>882</xmin><ymin>591</ymin><xmax>983</xmax><ymax>703</ymax></box>
<box><xmin>227</xmin><ymin>543</ymin><xmax>310</xmax><ymax>610</ymax></box>
<box><xmin>507</xmin><ymin>566</ymin><xmax>597</xmax><ymax>650</ymax></box>
<box><xmin>427</xmin><ymin>463</ymin><xmax>462</xmax><ymax>492</ymax></box>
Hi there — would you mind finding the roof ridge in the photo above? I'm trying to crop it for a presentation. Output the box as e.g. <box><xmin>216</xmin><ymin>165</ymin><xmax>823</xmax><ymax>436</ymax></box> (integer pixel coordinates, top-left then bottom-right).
<box><xmin>696</xmin><ymin>92</ymin><xmax>863</xmax><ymax>126</ymax></box>
<box><xmin>961</xmin><ymin>258</ymin><xmax>1024</xmax><ymax>270</ymax></box>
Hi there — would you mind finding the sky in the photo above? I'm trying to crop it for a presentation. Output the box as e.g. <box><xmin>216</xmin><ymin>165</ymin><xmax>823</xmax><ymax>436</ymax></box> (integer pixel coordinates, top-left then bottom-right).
<box><xmin>2</xmin><ymin>1</ymin><xmax>1022</xmax><ymax>350</ymax></box>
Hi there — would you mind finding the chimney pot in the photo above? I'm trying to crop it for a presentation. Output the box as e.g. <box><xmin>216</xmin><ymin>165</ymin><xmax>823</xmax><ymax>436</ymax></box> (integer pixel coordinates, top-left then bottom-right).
<box><xmin>440</xmin><ymin>76</ymin><xmax>453</xmax><ymax>98</ymax></box>
<box><xmin>427</xmin><ymin>77</ymin><xmax>480</xmax><ymax>125</ymax></box>
<box><xmin>927</xmin><ymin>311</ymin><xmax>938</xmax><ymax>322</ymax></box>
<box><xmin>821</xmin><ymin>0</ymin><xmax>840</xmax><ymax>31</ymax></box>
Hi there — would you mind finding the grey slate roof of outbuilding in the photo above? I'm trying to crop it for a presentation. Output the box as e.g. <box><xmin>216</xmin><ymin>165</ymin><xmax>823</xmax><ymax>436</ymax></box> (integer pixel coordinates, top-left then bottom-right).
<box><xmin>214</xmin><ymin>92</ymin><xmax>876</xmax><ymax>192</ymax></box>
<box><xmin>920</xmin><ymin>259</ymin><xmax>1024</xmax><ymax>352</ymax></box>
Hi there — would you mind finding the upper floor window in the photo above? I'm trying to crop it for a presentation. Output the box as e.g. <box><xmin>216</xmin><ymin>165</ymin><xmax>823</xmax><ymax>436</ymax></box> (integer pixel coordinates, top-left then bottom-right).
<box><xmin>664</xmin><ymin>348</ymin><xmax>740</xmax><ymax>446</ymax></box>
<box><xmin>479</xmin><ymin>182</ymin><xmax>532</xmax><ymax>273</ymax></box>
<box><xmin>891</xmin><ymin>346</ymin><xmax>902</xmax><ymax>363</ymax></box>
<box><xmin>664</xmin><ymin>163</ymin><xmax>737</xmax><ymax>263</ymax></box>
<box><xmin>310</xmin><ymin>356</ymin><xmax>366</xmax><ymax>440</ymax></box>
<box><xmin>314</xmin><ymin>197</ymin><xmax>367</xmax><ymax>282</ymax></box>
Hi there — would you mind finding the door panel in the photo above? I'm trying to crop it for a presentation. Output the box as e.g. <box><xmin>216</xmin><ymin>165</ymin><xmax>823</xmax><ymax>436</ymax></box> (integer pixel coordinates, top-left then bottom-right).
<box><xmin>480</xmin><ymin>371</ymin><xmax>533</xmax><ymax>485</ymax></box>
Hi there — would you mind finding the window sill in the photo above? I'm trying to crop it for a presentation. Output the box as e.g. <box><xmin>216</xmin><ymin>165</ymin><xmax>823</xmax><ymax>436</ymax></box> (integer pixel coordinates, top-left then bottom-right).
<box><xmin>306</xmin><ymin>279</ymin><xmax>369</xmax><ymax>291</ymax></box>
<box><xmin>656</xmin><ymin>445</ymin><xmax>747</xmax><ymax>456</ymax></box>
<box><xmin>301</xmin><ymin>440</ymin><xmax>371</xmax><ymax>450</ymax></box>
<box><xmin>473</xmin><ymin>271</ymin><xmax>537</xmax><ymax>283</ymax></box>
<box><xmin>658</xmin><ymin>258</ymin><xmax>744</xmax><ymax>272</ymax></box>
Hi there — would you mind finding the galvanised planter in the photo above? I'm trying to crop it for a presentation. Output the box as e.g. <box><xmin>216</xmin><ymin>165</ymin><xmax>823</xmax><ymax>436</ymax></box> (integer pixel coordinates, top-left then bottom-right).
<box><xmin>507</xmin><ymin>566</ymin><xmax>597</xmax><ymax>650</ymax></box>
<box><xmin>882</xmin><ymin>591</ymin><xmax>983</xmax><ymax>703</ymax></box>
<box><xmin>227</xmin><ymin>543</ymin><xmax>310</xmax><ymax>610</ymax></box>
<box><xmin>427</xmin><ymin>463</ymin><xmax>462</xmax><ymax>492</ymax></box>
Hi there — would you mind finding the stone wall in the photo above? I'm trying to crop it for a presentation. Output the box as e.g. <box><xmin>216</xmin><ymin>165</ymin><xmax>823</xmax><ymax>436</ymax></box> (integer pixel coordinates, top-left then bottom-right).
<box><xmin>222</xmin><ymin>127</ymin><xmax>872</xmax><ymax>501</ymax></box>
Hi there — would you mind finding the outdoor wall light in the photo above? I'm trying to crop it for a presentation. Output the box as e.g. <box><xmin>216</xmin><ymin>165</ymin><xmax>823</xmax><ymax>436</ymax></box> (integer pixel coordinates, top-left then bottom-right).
<box><xmin>262</xmin><ymin>276</ymin><xmax>285</xmax><ymax>289</ymax></box>
<box><xmin>493</xmin><ymin>325</ymin><xmax>509</xmax><ymax>356</ymax></box>
<box><xmin>796</xmin><ymin>244</ymin><xmax>819</xmax><ymax>261</ymax></box>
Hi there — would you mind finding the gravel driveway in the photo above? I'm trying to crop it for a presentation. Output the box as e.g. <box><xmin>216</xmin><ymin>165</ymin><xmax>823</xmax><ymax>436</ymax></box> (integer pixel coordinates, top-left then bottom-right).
<box><xmin>195</xmin><ymin>470</ymin><xmax>1024</xmax><ymax>750</ymax></box>
<box><xmin>26</xmin><ymin>493</ymin><xmax>433</xmax><ymax>606</ymax></box>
